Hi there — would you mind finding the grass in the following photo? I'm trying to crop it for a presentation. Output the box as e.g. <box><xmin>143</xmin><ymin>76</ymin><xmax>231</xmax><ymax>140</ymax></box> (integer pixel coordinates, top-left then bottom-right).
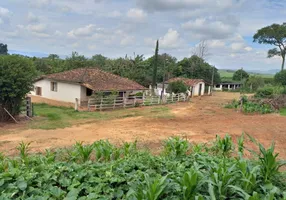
<box><xmin>280</xmin><ymin>108</ymin><xmax>286</xmax><ymax>116</ymax></box>
<box><xmin>30</xmin><ymin>103</ymin><xmax>174</xmax><ymax>130</ymax></box>
<box><xmin>218</xmin><ymin>69</ymin><xmax>274</xmax><ymax>82</ymax></box>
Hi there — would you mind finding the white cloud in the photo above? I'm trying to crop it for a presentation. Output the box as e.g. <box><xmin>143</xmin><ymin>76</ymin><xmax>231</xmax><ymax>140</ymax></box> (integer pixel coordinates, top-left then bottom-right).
<box><xmin>245</xmin><ymin>47</ymin><xmax>253</xmax><ymax>52</ymax></box>
<box><xmin>208</xmin><ymin>40</ymin><xmax>226</xmax><ymax>48</ymax></box>
<box><xmin>107</xmin><ymin>10</ymin><xmax>122</xmax><ymax>18</ymax></box>
<box><xmin>182</xmin><ymin>17</ymin><xmax>238</xmax><ymax>40</ymax></box>
<box><xmin>160</xmin><ymin>29</ymin><xmax>181</xmax><ymax>49</ymax></box>
<box><xmin>27</xmin><ymin>24</ymin><xmax>47</xmax><ymax>33</ymax></box>
<box><xmin>231</xmin><ymin>42</ymin><xmax>245</xmax><ymax>51</ymax></box>
<box><xmin>127</xmin><ymin>8</ymin><xmax>146</xmax><ymax>21</ymax></box>
<box><xmin>27</xmin><ymin>12</ymin><xmax>39</xmax><ymax>23</ymax></box>
<box><xmin>29</xmin><ymin>0</ymin><xmax>51</xmax><ymax>8</ymax></box>
<box><xmin>0</xmin><ymin>6</ymin><xmax>12</xmax><ymax>24</ymax></box>
<box><xmin>68</xmin><ymin>24</ymin><xmax>97</xmax><ymax>38</ymax></box>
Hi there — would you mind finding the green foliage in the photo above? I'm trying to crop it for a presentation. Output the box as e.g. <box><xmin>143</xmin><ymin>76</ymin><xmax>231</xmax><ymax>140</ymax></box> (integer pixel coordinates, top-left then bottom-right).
<box><xmin>274</xmin><ymin>70</ymin><xmax>286</xmax><ymax>87</ymax></box>
<box><xmin>225</xmin><ymin>96</ymin><xmax>274</xmax><ymax>114</ymax></box>
<box><xmin>213</xmin><ymin>134</ymin><xmax>234</xmax><ymax>157</ymax></box>
<box><xmin>255</xmin><ymin>87</ymin><xmax>274</xmax><ymax>98</ymax></box>
<box><xmin>0</xmin><ymin>137</ymin><xmax>285</xmax><ymax>199</ymax></box>
<box><xmin>0</xmin><ymin>43</ymin><xmax>8</xmax><ymax>55</ymax></box>
<box><xmin>253</xmin><ymin>23</ymin><xmax>286</xmax><ymax>70</ymax></box>
<box><xmin>0</xmin><ymin>55</ymin><xmax>37</xmax><ymax>121</ymax></box>
<box><xmin>166</xmin><ymin>81</ymin><xmax>188</xmax><ymax>94</ymax></box>
<box><xmin>176</xmin><ymin>55</ymin><xmax>221</xmax><ymax>84</ymax></box>
<box><xmin>246</xmin><ymin>76</ymin><xmax>265</xmax><ymax>92</ymax></box>
<box><xmin>163</xmin><ymin>136</ymin><xmax>190</xmax><ymax>157</ymax></box>
<box><xmin>233</xmin><ymin>69</ymin><xmax>249</xmax><ymax>81</ymax></box>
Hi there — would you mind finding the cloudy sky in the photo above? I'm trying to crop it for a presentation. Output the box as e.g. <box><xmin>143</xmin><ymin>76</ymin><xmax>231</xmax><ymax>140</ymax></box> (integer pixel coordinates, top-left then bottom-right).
<box><xmin>1</xmin><ymin>0</ymin><xmax>285</xmax><ymax>71</ymax></box>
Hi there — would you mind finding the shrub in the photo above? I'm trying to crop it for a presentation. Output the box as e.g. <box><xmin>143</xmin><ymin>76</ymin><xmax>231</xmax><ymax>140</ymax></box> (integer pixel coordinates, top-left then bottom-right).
<box><xmin>0</xmin><ymin>55</ymin><xmax>37</xmax><ymax>121</ymax></box>
<box><xmin>167</xmin><ymin>81</ymin><xmax>188</xmax><ymax>94</ymax></box>
<box><xmin>255</xmin><ymin>87</ymin><xmax>274</xmax><ymax>98</ymax></box>
<box><xmin>274</xmin><ymin>70</ymin><xmax>286</xmax><ymax>88</ymax></box>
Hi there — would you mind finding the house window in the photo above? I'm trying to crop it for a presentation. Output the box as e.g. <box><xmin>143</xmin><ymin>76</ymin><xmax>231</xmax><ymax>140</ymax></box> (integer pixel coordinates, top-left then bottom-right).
<box><xmin>36</xmin><ymin>87</ymin><xmax>42</xmax><ymax>96</ymax></box>
<box><xmin>50</xmin><ymin>82</ymin><xmax>58</xmax><ymax>92</ymax></box>
<box><xmin>86</xmin><ymin>88</ymin><xmax>93</xmax><ymax>96</ymax></box>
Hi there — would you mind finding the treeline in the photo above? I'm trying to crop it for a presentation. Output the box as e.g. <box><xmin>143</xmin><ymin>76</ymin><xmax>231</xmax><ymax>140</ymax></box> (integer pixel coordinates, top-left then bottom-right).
<box><xmin>26</xmin><ymin>52</ymin><xmax>220</xmax><ymax>87</ymax></box>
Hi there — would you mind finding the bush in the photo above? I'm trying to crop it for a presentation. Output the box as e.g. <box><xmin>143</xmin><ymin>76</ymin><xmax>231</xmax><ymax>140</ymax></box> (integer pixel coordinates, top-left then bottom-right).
<box><xmin>255</xmin><ymin>87</ymin><xmax>274</xmax><ymax>98</ymax></box>
<box><xmin>274</xmin><ymin>70</ymin><xmax>286</xmax><ymax>87</ymax></box>
<box><xmin>167</xmin><ymin>80</ymin><xmax>188</xmax><ymax>94</ymax></box>
<box><xmin>0</xmin><ymin>55</ymin><xmax>37</xmax><ymax>121</ymax></box>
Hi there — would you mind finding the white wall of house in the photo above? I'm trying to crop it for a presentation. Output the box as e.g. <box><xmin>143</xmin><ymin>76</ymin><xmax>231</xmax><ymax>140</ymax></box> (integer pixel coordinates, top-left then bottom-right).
<box><xmin>192</xmin><ymin>82</ymin><xmax>205</xmax><ymax>96</ymax></box>
<box><xmin>31</xmin><ymin>79</ymin><xmax>82</xmax><ymax>103</ymax></box>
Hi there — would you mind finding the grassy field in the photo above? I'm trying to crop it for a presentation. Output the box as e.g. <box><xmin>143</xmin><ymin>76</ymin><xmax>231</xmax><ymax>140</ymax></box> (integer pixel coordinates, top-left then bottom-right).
<box><xmin>218</xmin><ymin>69</ymin><xmax>274</xmax><ymax>81</ymax></box>
<box><xmin>30</xmin><ymin>103</ymin><xmax>174</xmax><ymax>130</ymax></box>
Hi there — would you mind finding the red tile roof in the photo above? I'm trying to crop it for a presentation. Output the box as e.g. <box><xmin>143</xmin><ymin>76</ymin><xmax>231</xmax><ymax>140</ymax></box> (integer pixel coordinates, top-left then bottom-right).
<box><xmin>40</xmin><ymin>68</ymin><xmax>147</xmax><ymax>91</ymax></box>
<box><xmin>167</xmin><ymin>78</ymin><xmax>205</xmax><ymax>86</ymax></box>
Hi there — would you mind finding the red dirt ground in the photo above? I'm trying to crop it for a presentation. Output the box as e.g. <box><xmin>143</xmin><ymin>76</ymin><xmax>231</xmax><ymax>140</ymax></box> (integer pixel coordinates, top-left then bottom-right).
<box><xmin>1</xmin><ymin>92</ymin><xmax>286</xmax><ymax>159</ymax></box>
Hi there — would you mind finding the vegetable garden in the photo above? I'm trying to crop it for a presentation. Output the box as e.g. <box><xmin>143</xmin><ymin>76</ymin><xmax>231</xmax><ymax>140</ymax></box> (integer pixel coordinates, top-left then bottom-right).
<box><xmin>0</xmin><ymin>135</ymin><xmax>285</xmax><ymax>199</ymax></box>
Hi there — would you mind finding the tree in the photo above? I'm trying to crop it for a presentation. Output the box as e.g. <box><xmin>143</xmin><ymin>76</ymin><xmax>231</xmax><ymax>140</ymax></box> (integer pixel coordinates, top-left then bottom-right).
<box><xmin>232</xmin><ymin>69</ymin><xmax>249</xmax><ymax>81</ymax></box>
<box><xmin>274</xmin><ymin>70</ymin><xmax>286</xmax><ymax>88</ymax></box>
<box><xmin>0</xmin><ymin>43</ymin><xmax>8</xmax><ymax>55</ymax></box>
<box><xmin>65</xmin><ymin>52</ymin><xmax>88</xmax><ymax>70</ymax></box>
<box><xmin>0</xmin><ymin>55</ymin><xmax>37</xmax><ymax>121</ymax></box>
<box><xmin>253</xmin><ymin>23</ymin><xmax>286</xmax><ymax>71</ymax></box>
<box><xmin>91</xmin><ymin>54</ymin><xmax>107</xmax><ymax>67</ymax></box>
<box><xmin>152</xmin><ymin>40</ymin><xmax>159</xmax><ymax>93</ymax></box>
<box><xmin>167</xmin><ymin>81</ymin><xmax>188</xmax><ymax>94</ymax></box>
<box><xmin>48</xmin><ymin>54</ymin><xmax>60</xmax><ymax>60</ymax></box>
<box><xmin>192</xmin><ymin>40</ymin><xmax>210</xmax><ymax>60</ymax></box>
<box><xmin>246</xmin><ymin>76</ymin><xmax>265</xmax><ymax>91</ymax></box>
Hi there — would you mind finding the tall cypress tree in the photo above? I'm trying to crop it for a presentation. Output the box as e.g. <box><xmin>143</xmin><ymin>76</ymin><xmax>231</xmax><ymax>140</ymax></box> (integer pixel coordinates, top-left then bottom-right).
<box><xmin>152</xmin><ymin>40</ymin><xmax>159</xmax><ymax>94</ymax></box>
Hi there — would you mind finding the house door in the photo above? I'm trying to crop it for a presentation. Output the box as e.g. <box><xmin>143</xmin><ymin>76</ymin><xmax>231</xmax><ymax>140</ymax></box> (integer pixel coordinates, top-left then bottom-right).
<box><xmin>198</xmin><ymin>84</ymin><xmax>202</xmax><ymax>96</ymax></box>
<box><xmin>36</xmin><ymin>87</ymin><xmax>42</xmax><ymax>96</ymax></box>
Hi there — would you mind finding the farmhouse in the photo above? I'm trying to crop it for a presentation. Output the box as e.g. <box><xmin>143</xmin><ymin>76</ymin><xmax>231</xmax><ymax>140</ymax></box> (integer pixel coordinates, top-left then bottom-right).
<box><xmin>155</xmin><ymin>78</ymin><xmax>208</xmax><ymax>97</ymax></box>
<box><xmin>213</xmin><ymin>82</ymin><xmax>242</xmax><ymax>91</ymax></box>
<box><xmin>30</xmin><ymin>68</ymin><xmax>147</xmax><ymax>105</ymax></box>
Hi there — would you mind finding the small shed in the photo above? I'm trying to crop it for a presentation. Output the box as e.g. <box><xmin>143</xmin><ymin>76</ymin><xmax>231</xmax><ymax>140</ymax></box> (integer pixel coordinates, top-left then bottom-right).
<box><xmin>155</xmin><ymin>78</ymin><xmax>207</xmax><ymax>97</ymax></box>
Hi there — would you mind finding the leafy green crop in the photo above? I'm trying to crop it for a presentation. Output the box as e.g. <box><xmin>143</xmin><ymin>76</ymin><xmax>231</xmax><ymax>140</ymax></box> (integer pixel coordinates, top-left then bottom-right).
<box><xmin>0</xmin><ymin>135</ymin><xmax>285</xmax><ymax>199</ymax></box>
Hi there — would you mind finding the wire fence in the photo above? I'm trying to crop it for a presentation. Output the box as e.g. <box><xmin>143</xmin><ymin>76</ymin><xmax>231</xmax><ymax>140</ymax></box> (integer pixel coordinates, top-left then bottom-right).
<box><xmin>87</xmin><ymin>94</ymin><xmax>187</xmax><ymax>111</ymax></box>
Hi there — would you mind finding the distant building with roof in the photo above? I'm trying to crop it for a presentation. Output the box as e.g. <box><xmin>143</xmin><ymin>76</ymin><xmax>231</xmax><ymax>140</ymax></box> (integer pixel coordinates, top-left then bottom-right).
<box><xmin>30</xmin><ymin>68</ymin><xmax>147</xmax><ymax>105</ymax></box>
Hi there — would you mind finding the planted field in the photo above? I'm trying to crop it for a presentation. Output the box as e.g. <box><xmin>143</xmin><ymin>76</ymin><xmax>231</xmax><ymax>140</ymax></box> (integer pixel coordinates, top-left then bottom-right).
<box><xmin>0</xmin><ymin>136</ymin><xmax>285</xmax><ymax>199</ymax></box>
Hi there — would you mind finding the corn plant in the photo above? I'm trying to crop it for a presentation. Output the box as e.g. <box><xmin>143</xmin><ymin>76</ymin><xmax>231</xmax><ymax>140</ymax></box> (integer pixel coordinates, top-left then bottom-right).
<box><xmin>121</xmin><ymin>141</ymin><xmax>137</xmax><ymax>157</ymax></box>
<box><xmin>163</xmin><ymin>137</ymin><xmax>190</xmax><ymax>158</ymax></box>
<box><xmin>259</xmin><ymin>142</ymin><xmax>285</xmax><ymax>182</ymax></box>
<box><xmin>93</xmin><ymin>140</ymin><xmax>119</xmax><ymax>161</ymax></box>
<box><xmin>237</xmin><ymin>133</ymin><xmax>245</xmax><ymax>156</ymax></box>
<box><xmin>16</xmin><ymin>141</ymin><xmax>31</xmax><ymax>161</ymax></box>
<box><xmin>75</xmin><ymin>142</ymin><xmax>94</xmax><ymax>162</ymax></box>
<box><xmin>213</xmin><ymin>134</ymin><xmax>233</xmax><ymax>157</ymax></box>
<box><xmin>181</xmin><ymin>167</ymin><xmax>203</xmax><ymax>200</ymax></box>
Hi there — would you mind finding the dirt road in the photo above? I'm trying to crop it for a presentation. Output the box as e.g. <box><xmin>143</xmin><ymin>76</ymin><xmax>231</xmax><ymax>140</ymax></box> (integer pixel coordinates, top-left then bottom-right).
<box><xmin>1</xmin><ymin>92</ymin><xmax>286</xmax><ymax>158</ymax></box>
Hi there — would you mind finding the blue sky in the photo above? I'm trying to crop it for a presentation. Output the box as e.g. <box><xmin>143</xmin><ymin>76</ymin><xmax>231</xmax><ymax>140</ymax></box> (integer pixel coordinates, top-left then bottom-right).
<box><xmin>1</xmin><ymin>0</ymin><xmax>286</xmax><ymax>71</ymax></box>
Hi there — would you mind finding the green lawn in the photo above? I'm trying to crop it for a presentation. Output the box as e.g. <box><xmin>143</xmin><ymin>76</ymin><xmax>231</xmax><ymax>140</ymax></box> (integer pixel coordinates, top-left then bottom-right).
<box><xmin>30</xmin><ymin>103</ymin><xmax>174</xmax><ymax>130</ymax></box>
<box><xmin>280</xmin><ymin>108</ymin><xmax>286</xmax><ymax>116</ymax></box>
<box><xmin>218</xmin><ymin>69</ymin><xmax>274</xmax><ymax>82</ymax></box>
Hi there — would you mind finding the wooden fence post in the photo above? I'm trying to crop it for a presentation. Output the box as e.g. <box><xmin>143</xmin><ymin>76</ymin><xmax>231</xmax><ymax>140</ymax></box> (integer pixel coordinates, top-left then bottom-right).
<box><xmin>143</xmin><ymin>93</ymin><xmax>145</xmax><ymax>106</ymax></box>
<box><xmin>133</xmin><ymin>97</ymin><xmax>136</xmax><ymax>107</ymax></box>
<box><xmin>113</xmin><ymin>98</ymin><xmax>116</xmax><ymax>109</ymax></box>
<box><xmin>26</xmin><ymin>97</ymin><xmax>33</xmax><ymax>117</ymax></box>
<box><xmin>172</xmin><ymin>94</ymin><xmax>174</xmax><ymax>102</ymax></box>
<box><xmin>178</xmin><ymin>94</ymin><xmax>180</xmax><ymax>102</ymax></box>
<box><xmin>87</xmin><ymin>99</ymin><xmax>90</xmax><ymax>111</ymax></box>
<box><xmin>75</xmin><ymin>98</ymin><xmax>79</xmax><ymax>111</ymax></box>
<box><xmin>100</xmin><ymin>97</ymin><xmax>103</xmax><ymax>111</ymax></box>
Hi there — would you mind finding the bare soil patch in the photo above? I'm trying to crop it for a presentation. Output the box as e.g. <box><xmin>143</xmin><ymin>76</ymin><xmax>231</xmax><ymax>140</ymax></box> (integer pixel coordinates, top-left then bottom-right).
<box><xmin>1</xmin><ymin>92</ymin><xmax>286</xmax><ymax>159</ymax></box>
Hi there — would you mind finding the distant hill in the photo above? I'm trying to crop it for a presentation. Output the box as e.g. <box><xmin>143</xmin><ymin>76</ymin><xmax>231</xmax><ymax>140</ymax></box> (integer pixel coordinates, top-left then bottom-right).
<box><xmin>218</xmin><ymin>69</ymin><xmax>274</xmax><ymax>82</ymax></box>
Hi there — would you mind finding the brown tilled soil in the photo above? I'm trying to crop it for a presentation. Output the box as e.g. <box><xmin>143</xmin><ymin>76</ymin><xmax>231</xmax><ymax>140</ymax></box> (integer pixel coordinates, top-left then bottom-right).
<box><xmin>1</xmin><ymin>92</ymin><xmax>286</xmax><ymax>159</ymax></box>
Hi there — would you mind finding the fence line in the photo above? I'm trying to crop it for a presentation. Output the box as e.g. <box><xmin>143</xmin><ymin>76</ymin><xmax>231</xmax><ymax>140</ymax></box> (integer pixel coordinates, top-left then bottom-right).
<box><xmin>87</xmin><ymin>94</ymin><xmax>187</xmax><ymax>111</ymax></box>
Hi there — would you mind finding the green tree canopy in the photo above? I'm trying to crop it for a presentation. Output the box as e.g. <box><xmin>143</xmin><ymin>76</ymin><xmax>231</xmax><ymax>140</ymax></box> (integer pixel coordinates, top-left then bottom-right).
<box><xmin>176</xmin><ymin>55</ymin><xmax>221</xmax><ymax>84</ymax></box>
<box><xmin>0</xmin><ymin>55</ymin><xmax>37</xmax><ymax>121</ymax></box>
<box><xmin>246</xmin><ymin>76</ymin><xmax>265</xmax><ymax>91</ymax></box>
<box><xmin>91</xmin><ymin>54</ymin><xmax>107</xmax><ymax>67</ymax></box>
<box><xmin>274</xmin><ymin>70</ymin><xmax>286</xmax><ymax>87</ymax></box>
<box><xmin>167</xmin><ymin>81</ymin><xmax>188</xmax><ymax>94</ymax></box>
<box><xmin>0</xmin><ymin>43</ymin><xmax>8</xmax><ymax>55</ymax></box>
<box><xmin>253</xmin><ymin>23</ymin><xmax>286</xmax><ymax>71</ymax></box>
<box><xmin>232</xmin><ymin>69</ymin><xmax>249</xmax><ymax>81</ymax></box>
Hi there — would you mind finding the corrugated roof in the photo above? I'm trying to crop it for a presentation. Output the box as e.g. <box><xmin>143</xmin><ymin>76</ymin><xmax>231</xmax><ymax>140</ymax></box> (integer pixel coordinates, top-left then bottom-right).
<box><xmin>167</xmin><ymin>78</ymin><xmax>205</xmax><ymax>86</ymax></box>
<box><xmin>40</xmin><ymin>68</ymin><xmax>147</xmax><ymax>91</ymax></box>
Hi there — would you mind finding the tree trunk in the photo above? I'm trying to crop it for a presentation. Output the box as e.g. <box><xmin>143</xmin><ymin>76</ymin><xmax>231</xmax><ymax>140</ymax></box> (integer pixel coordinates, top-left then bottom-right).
<box><xmin>282</xmin><ymin>54</ymin><xmax>285</xmax><ymax>71</ymax></box>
